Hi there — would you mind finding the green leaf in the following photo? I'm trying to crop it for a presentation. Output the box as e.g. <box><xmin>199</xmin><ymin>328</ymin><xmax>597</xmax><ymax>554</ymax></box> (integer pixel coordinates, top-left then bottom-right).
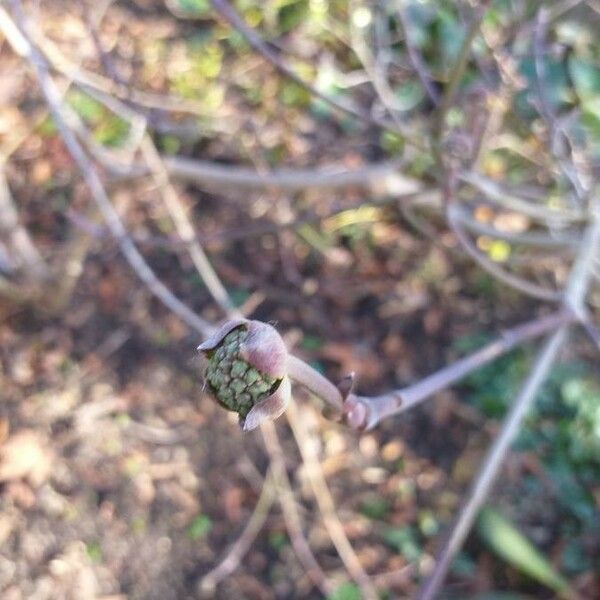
<box><xmin>516</xmin><ymin>58</ymin><xmax>571</xmax><ymax>117</ymax></box>
<box><xmin>68</xmin><ymin>90</ymin><xmax>104</xmax><ymax>122</ymax></box>
<box><xmin>561</xmin><ymin>539</ymin><xmax>593</xmax><ymax>574</ymax></box>
<box><xmin>383</xmin><ymin>526</ymin><xmax>421</xmax><ymax>562</ymax></box>
<box><xmin>359</xmin><ymin>497</ymin><xmax>390</xmax><ymax>520</ymax></box>
<box><xmin>560</xmin><ymin>377</ymin><xmax>600</xmax><ymax>462</ymax></box>
<box><xmin>278</xmin><ymin>0</ymin><xmax>309</xmax><ymax>33</ymax></box>
<box><xmin>67</xmin><ymin>90</ymin><xmax>130</xmax><ymax>148</ymax></box>
<box><xmin>418</xmin><ymin>509</ymin><xmax>439</xmax><ymax>537</ymax></box>
<box><xmin>436</xmin><ymin>9</ymin><xmax>465</xmax><ymax>67</ymax></box>
<box><xmin>450</xmin><ymin>551</ymin><xmax>477</xmax><ymax>577</ymax></box>
<box><xmin>85</xmin><ymin>541</ymin><xmax>102</xmax><ymax>563</ymax></box>
<box><xmin>175</xmin><ymin>0</ymin><xmax>211</xmax><ymax>16</ymax></box>
<box><xmin>380</xmin><ymin>131</ymin><xmax>405</xmax><ymax>155</ymax></box>
<box><xmin>394</xmin><ymin>81</ymin><xmax>425</xmax><ymax>112</ymax></box>
<box><xmin>476</xmin><ymin>506</ymin><xmax>571</xmax><ymax>595</ymax></box>
<box><xmin>465</xmin><ymin>594</ymin><xmax>536</xmax><ymax>600</ymax></box>
<box><xmin>543</xmin><ymin>455</ymin><xmax>596</xmax><ymax>522</ymax></box>
<box><xmin>268</xmin><ymin>530</ymin><xmax>288</xmax><ymax>551</ymax></box>
<box><xmin>280</xmin><ymin>81</ymin><xmax>311</xmax><ymax>107</ymax></box>
<box><xmin>568</xmin><ymin>57</ymin><xmax>600</xmax><ymax>101</ymax></box>
<box><xmin>580</xmin><ymin>98</ymin><xmax>600</xmax><ymax>146</ymax></box>
<box><xmin>187</xmin><ymin>514</ymin><xmax>212</xmax><ymax>540</ymax></box>
<box><xmin>327</xmin><ymin>582</ymin><xmax>361</xmax><ymax>600</ymax></box>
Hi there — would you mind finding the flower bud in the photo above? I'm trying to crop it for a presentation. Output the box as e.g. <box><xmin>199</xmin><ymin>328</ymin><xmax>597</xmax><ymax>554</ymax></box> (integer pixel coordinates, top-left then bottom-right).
<box><xmin>198</xmin><ymin>319</ymin><xmax>291</xmax><ymax>431</ymax></box>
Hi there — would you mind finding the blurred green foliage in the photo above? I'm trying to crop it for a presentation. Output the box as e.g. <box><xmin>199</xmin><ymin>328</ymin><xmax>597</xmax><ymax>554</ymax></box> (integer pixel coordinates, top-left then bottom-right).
<box><xmin>359</xmin><ymin>497</ymin><xmax>390</xmax><ymax>520</ymax></box>
<box><xmin>383</xmin><ymin>526</ymin><xmax>422</xmax><ymax>563</ymax></box>
<box><xmin>326</xmin><ymin>582</ymin><xmax>361</xmax><ymax>600</ymax></box>
<box><xmin>268</xmin><ymin>530</ymin><xmax>288</xmax><ymax>551</ymax></box>
<box><xmin>67</xmin><ymin>90</ymin><xmax>130</xmax><ymax>148</ymax></box>
<box><xmin>186</xmin><ymin>514</ymin><xmax>213</xmax><ymax>539</ymax></box>
<box><xmin>460</xmin><ymin>594</ymin><xmax>535</xmax><ymax>600</ymax></box>
<box><xmin>176</xmin><ymin>0</ymin><xmax>211</xmax><ymax>16</ymax></box>
<box><xmin>85</xmin><ymin>541</ymin><xmax>103</xmax><ymax>563</ymax></box>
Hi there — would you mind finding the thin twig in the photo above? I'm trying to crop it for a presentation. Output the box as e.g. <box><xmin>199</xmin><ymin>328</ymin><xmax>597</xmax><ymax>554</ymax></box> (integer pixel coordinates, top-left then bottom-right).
<box><xmin>348</xmin><ymin>0</ymin><xmax>417</xmax><ymax>128</ymax></box>
<box><xmin>562</xmin><ymin>198</ymin><xmax>600</xmax><ymax>317</ymax></box>
<box><xmin>1</xmin><ymin>2</ymin><xmax>215</xmax><ymax>338</ymax></box>
<box><xmin>435</xmin><ymin>1</ymin><xmax>490</xmax><ymax>139</ymax></box>
<box><xmin>21</xmin><ymin>0</ymin><xmax>582</xmax><ymax>240</ymax></box>
<box><xmin>533</xmin><ymin>8</ymin><xmax>587</xmax><ymax>202</ymax></box>
<box><xmin>0</xmin><ymin>168</ymin><xmax>49</xmax><ymax>280</ymax></box>
<box><xmin>581</xmin><ymin>319</ymin><xmax>600</xmax><ymax>353</ymax></box>
<box><xmin>200</xmin><ymin>469</ymin><xmax>276</xmax><ymax>593</ymax></box>
<box><xmin>65</xmin><ymin>36</ymin><xmax>328</xmax><ymax>589</ymax></box>
<box><xmin>286</xmin><ymin>400</ymin><xmax>379</xmax><ymax>600</ymax></box>
<box><xmin>30</xmin><ymin>23</ymin><xmax>213</xmax><ymax>119</ymax></box>
<box><xmin>140</xmin><ymin>137</ymin><xmax>240</xmax><ymax>316</ymax></box>
<box><xmin>82</xmin><ymin>1</ymin><xmax>126</xmax><ymax>87</ymax></box>
<box><xmin>164</xmin><ymin>157</ymin><xmax>576</xmax><ymax>247</ymax></box>
<box><xmin>260</xmin><ymin>420</ymin><xmax>334</xmax><ymax>596</ymax></box>
<box><xmin>73</xmin><ymin>59</ymin><xmax>238</xmax><ymax>317</ymax></box>
<box><xmin>396</xmin><ymin>2</ymin><xmax>440</xmax><ymax>104</ymax></box>
<box><xmin>0</xmin><ymin>0</ymin><xmax>114</xmax><ymax>164</ymax></box>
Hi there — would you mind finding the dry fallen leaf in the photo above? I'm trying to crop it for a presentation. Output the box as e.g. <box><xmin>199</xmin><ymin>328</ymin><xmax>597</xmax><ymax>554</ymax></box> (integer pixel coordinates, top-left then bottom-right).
<box><xmin>0</xmin><ymin>418</ymin><xmax>9</xmax><ymax>444</ymax></box>
<box><xmin>0</xmin><ymin>429</ymin><xmax>53</xmax><ymax>486</ymax></box>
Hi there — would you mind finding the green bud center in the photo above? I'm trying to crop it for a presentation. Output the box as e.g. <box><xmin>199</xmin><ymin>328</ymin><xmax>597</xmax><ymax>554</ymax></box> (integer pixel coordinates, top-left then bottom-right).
<box><xmin>204</xmin><ymin>327</ymin><xmax>278</xmax><ymax>418</ymax></box>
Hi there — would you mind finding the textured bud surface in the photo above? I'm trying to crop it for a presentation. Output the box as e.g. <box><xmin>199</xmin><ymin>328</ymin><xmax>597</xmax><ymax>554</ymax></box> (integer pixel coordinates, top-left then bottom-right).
<box><xmin>204</xmin><ymin>325</ymin><xmax>279</xmax><ymax>419</ymax></box>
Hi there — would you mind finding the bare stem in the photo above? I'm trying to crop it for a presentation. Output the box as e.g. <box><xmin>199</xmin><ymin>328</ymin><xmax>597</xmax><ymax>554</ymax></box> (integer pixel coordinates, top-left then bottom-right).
<box><xmin>68</xmin><ymin>187</ymin><xmax>436</xmax><ymax>250</ymax></box>
<box><xmin>164</xmin><ymin>154</ymin><xmax>417</xmax><ymax>194</ymax></box>
<box><xmin>562</xmin><ymin>197</ymin><xmax>600</xmax><ymax>315</ymax></box>
<box><xmin>286</xmin><ymin>354</ymin><xmax>344</xmax><ymax>411</ymax></box>
<box><xmin>345</xmin><ymin>309</ymin><xmax>574</xmax><ymax>430</ymax></box>
<box><xmin>450</xmin><ymin>203</ymin><xmax>578</xmax><ymax>249</ymax></box>
<box><xmin>458</xmin><ymin>170</ymin><xmax>585</xmax><ymax>223</ymax></box>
